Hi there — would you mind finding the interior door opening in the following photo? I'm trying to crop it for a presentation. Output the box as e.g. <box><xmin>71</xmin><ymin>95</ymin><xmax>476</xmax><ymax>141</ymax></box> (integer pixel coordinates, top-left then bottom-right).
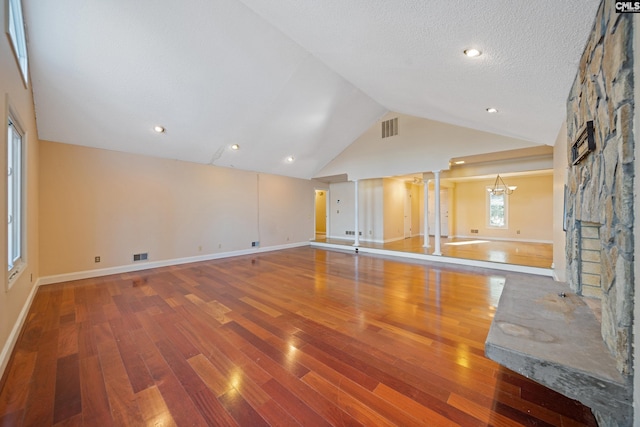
<box><xmin>315</xmin><ymin>189</ymin><xmax>327</xmax><ymax>240</ymax></box>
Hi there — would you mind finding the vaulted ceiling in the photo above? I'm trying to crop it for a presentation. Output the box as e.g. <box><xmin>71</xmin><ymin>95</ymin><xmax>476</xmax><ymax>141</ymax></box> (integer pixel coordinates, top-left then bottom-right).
<box><xmin>24</xmin><ymin>0</ymin><xmax>600</xmax><ymax>179</ymax></box>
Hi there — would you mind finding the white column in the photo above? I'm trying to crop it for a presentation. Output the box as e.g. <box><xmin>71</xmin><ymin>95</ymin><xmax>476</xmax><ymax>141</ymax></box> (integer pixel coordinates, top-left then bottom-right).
<box><xmin>423</xmin><ymin>178</ymin><xmax>430</xmax><ymax>248</ymax></box>
<box><xmin>433</xmin><ymin>171</ymin><xmax>442</xmax><ymax>256</ymax></box>
<box><xmin>353</xmin><ymin>180</ymin><xmax>360</xmax><ymax>247</ymax></box>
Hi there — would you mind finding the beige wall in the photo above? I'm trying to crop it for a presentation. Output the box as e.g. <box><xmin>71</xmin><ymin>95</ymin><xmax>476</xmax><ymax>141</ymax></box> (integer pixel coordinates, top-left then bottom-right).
<box><xmin>359</xmin><ymin>179</ymin><xmax>384</xmax><ymax>241</ymax></box>
<box><xmin>453</xmin><ymin>174</ymin><xmax>553</xmax><ymax>242</ymax></box>
<box><xmin>328</xmin><ymin>181</ymin><xmax>355</xmax><ymax>239</ymax></box>
<box><xmin>407</xmin><ymin>182</ymin><xmax>423</xmax><ymax>236</ymax></box>
<box><xmin>0</xmin><ymin>6</ymin><xmax>40</xmax><ymax>374</ymax></box>
<box><xmin>39</xmin><ymin>141</ymin><xmax>317</xmax><ymax>277</ymax></box>
<box><xmin>383</xmin><ymin>178</ymin><xmax>405</xmax><ymax>242</ymax></box>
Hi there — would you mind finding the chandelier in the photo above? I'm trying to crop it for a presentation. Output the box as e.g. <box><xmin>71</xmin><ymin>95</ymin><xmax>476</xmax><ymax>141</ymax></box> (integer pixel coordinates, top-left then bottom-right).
<box><xmin>487</xmin><ymin>174</ymin><xmax>517</xmax><ymax>195</ymax></box>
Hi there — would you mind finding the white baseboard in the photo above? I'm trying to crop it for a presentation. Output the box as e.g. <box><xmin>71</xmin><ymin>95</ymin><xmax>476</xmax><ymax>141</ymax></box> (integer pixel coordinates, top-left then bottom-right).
<box><xmin>452</xmin><ymin>235</ymin><xmax>553</xmax><ymax>244</ymax></box>
<box><xmin>0</xmin><ymin>278</ymin><xmax>41</xmax><ymax>380</ymax></box>
<box><xmin>39</xmin><ymin>241</ymin><xmax>310</xmax><ymax>286</ymax></box>
<box><xmin>326</xmin><ymin>235</ymin><xmax>384</xmax><ymax>243</ymax></box>
<box><xmin>383</xmin><ymin>236</ymin><xmax>406</xmax><ymax>243</ymax></box>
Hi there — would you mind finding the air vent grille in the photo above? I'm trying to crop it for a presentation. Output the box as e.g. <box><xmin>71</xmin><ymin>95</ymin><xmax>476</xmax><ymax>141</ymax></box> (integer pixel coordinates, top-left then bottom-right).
<box><xmin>133</xmin><ymin>252</ymin><xmax>148</xmax><ymax>262</ymax></box>
<box><xmin>381</xmin><ymin>118</ymin><xmax>398</xmax><ymax>138</ymax></box>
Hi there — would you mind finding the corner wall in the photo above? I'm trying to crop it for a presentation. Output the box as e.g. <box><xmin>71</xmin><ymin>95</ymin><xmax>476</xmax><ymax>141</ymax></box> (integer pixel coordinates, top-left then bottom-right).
<box><xmin>453</xmin><ymin>175</ymin><xmax>553</xmax><ymax>242</ymax></box>
<box><xmin>38</xmin><ymin>141</ymin><xmax>319</xmax><ymax>278</ymax></box>
<box><xmin>0</xmin><ymin>4</ymin><xmax>41</xmax><ymax>376</ymax></box>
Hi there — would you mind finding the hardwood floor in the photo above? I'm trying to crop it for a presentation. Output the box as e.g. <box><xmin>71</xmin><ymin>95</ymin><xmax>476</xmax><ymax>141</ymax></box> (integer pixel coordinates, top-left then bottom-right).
<box><xmin>314</xmin><ymin>236</ymin><xmax>554</xmax><ymax>269</ymax></box>
<box><xmin>0</xmin><ymin>248</ymin><xmax>595</xmax><ymax>426</ymax></box>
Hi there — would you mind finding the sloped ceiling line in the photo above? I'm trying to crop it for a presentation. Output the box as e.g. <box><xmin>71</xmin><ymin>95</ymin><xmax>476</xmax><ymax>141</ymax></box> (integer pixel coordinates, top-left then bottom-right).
<box><xmin>24</xmin><ymin>0</ymin><xmax>601</xmax><ymax>179</ymax></box>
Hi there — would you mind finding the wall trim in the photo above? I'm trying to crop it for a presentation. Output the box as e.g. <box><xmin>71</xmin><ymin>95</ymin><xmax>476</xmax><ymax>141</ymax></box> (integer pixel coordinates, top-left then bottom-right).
<box><xmin>451</xmin><ymin>235</ymin><xmax>553</xmax><ymax>244</ymax></box>
<box><xmin>0</xmin><ymin>279</ymin><xmax>41</xmax><ymax>380</ymax></box>
<box><xmin>326</xmin><ymin>235</ymin><xmax>385</xmax><ymax>244</ymax></box>
<box><xmin>39</xmin><ymin>242</ymin><xmax>310</xmax><ymax>286</ymax></box>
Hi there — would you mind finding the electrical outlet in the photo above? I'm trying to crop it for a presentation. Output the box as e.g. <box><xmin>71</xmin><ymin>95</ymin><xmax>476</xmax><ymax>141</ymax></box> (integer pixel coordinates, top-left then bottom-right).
<box><xmin>95</xmin><ymin>256</ymin><xmax>101</xmax><ymax>263</ymax></box>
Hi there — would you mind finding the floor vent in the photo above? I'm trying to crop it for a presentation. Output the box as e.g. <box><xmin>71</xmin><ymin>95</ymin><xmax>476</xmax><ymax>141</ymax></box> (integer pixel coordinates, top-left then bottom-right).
<box><xmin>381</xmin><ymin>118</ymin><xmax>398</xmax><ymax>138</ymax></box>
<box><xmin>133</xmin><ymin>252</ymin><xmax>148</xmax><ymax>262</ymax></box>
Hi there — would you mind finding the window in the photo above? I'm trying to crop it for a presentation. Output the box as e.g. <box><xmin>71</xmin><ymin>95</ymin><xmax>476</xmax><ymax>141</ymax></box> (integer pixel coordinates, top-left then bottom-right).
<box><xmin>6</xmin><ymin>0</ymin><xmax>28</xmax><ymax>84</ymax></box>
<box><xmin>7</xmin><ymin>114</ymin><xmax>23</xmax><ymax>283</ymax></box>
<box><xmin>487</xmin><ymin>190</ymin><xmax>507</xmax><ymax>228</ymax></box>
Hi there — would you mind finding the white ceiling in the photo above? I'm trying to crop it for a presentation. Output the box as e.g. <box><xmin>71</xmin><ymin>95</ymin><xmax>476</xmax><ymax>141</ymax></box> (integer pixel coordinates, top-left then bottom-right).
<box><xmin>24</xmin><ymin>0</ymin><xmax>600</xmax><ymax>179</ymax></box>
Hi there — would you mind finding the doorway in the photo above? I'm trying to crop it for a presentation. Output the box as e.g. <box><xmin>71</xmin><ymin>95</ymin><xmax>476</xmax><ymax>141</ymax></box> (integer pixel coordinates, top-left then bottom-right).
<box><xmin>428</xmin><ymin>188</ymin><xmax>449</xmax><ymax>237</ymax></box>
<box><xmin>315</xmin><ymin>190</ymin><xmax>327</xmax><ymax>240</ymax></box>
<box><xmin>404</xmin><ymin>188</ymin><xmax>412</xmax><ymax>238</ymax></box>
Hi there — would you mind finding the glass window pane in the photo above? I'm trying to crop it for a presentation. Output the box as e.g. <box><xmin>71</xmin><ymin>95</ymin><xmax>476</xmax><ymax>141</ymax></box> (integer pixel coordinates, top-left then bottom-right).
<box><xmin>7</xmin><ymin>117</ymin><xmax>22</xmax><ymax>273</ymax></box>
<box><xmin>7</xmin><ymin>0</ymin><xmax>28</xmax><ymax>83</ymax></box>
<box><xmin>488</xmin><ymin>192</ymin><xmax>506</xmax><ymax>228</ymax></box>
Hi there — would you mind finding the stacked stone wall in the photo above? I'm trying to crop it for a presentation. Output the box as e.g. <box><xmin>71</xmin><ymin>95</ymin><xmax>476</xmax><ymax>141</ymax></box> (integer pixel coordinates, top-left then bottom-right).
<box><xmin>566</xmin><ymin>0</ymin><xmax>634</xmax><ymax>379</ymax></box>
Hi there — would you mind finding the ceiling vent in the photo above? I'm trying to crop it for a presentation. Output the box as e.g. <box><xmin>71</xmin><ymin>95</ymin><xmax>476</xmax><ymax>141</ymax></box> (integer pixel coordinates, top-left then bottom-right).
<box><xmin>381</xmin><ymin>118</ymin><xmax>398</xmax><ymax>139</ymax></box>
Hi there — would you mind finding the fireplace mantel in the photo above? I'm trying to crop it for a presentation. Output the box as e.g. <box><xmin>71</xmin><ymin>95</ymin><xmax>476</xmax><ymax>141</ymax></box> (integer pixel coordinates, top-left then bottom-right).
<box><xmin>485</xmin><ymin>274</ymin><xmax>631</xmax><ymax>425</ymax></box>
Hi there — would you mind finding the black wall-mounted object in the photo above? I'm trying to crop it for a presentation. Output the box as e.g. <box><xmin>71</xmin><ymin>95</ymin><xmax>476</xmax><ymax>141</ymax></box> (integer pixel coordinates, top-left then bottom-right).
<box><xmin>572</xmin><ymin>121</ymin><xmax>595</xmax><ymax>165</ymax></box>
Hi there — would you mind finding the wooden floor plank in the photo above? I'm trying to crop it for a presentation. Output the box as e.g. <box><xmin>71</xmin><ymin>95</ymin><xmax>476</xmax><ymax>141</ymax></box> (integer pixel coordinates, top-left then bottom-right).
<box><xmin>53</xmin><ymin>353</ymin><xmax>82</xmax><ymax>424</ymax></box>
<box><xmin>78</xmin><ymin>355</ymin><xmax>112</xmax><ymax>427</ymax></box>
<box><xmin>135</xmin><ymin>386</ymin><xmax>177</xmax><ymax>427</ymax></box>
<box><xmin>0</xmin><ymin>247</ymin><xmax>596</xmax><ymax>426</ymax></box>
<box><xmin>22</xmin><ymin>328</ymin><xmax>58</xmax><ymax>426</ymax></box>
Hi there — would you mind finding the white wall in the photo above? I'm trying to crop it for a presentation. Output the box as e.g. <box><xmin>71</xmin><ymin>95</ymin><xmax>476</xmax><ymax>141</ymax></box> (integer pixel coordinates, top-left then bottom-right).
<box><xmin>316</xmin><ymin>112</ymin><xmax>544</xmax><ymax>181</ymax></box>
<box><xmin>328</xmin><ymin>179</ymin><xmax>384</xmax><ymax>242</ymax></box>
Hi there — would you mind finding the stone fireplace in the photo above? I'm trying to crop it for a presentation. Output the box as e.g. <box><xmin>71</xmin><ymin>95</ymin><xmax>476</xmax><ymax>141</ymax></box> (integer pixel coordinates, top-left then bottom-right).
<box><xmin>486</xmin><ymin>3</ymin><xmax>634</xmax><ymax>425</ymax></box>
<box><xmin>564</xmin><ymin>0</ymin><xmax>634</xmax><ymax>424</ymax></box>
<box><xmin>566</xmin><ymin>0</ymin><xmax>634</xmax><ymax>380</ymax></box>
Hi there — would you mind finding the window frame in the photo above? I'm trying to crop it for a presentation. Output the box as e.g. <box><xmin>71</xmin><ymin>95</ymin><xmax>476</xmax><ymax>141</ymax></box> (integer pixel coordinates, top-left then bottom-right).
<box><xmin>486</xmin><ymin>187</ymin><xmax>508</xmax><ymax>229</ymax></box>
<box><xmin>7</xmin><ymin>109</ymin><xmax>25</xmax><ymax>289</ymax></box>
<box><xmin>5</xmin><ymin>0</ymin><xmax>28</xmax><ymax>86</ymax></box>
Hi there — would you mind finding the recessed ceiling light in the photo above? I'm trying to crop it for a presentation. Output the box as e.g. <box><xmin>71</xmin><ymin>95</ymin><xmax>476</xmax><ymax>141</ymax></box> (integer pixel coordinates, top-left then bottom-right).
<box><xmin>153</xmin><ymin>125</ymin><xmax>165</xmax><ymax>133</ymax></box>
<box><xmin>486</xmin><ymin>108</ymin><xmax>498</xmax><ymax>113</ymax></box>
<box><xmin>454</xmin><ymin>160</ymin><xmax>465</xmax><ymax>165</ymax></box>
<box><xmin>286</xmin><ymin>156</ymin><xmax>295</xmax><ymax>163</ymax></box>
<box><xmin>231</xmin><ymin>144</ymin><xmax>240</xmax><ymax>150</ymax></box>
<box><xmin>463</xmin><ymin>48</ymin><xmax>482</xmax><ymax>58</ymax></box>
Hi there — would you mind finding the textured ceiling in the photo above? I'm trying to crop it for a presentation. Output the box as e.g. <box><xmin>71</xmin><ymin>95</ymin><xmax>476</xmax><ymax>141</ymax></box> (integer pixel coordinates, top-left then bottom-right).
<box><xmin>24</xmin><ymin>0</ymin><xmax>600</xmax><ymax>179</ymax></box>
